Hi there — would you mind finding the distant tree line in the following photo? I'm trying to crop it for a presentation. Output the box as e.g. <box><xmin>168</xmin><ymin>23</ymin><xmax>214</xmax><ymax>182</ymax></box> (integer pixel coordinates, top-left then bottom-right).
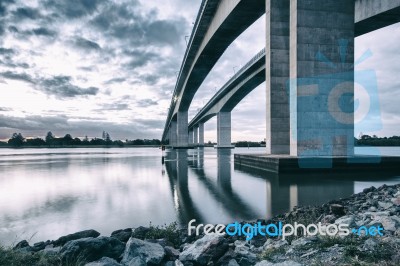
<box><xmin>355</xmin><ymin>135</ymin><xmax>400</xmax><ymax>146</ymax></box>
<box><xmin>234</xmin><ymin>141</ymin><xmax>265</xmax><ymax>147</ymax></box>
<box><xmin>0</xmin><ymin>131</ymin><xmax>161</xmax><ymax>148</ymax></box>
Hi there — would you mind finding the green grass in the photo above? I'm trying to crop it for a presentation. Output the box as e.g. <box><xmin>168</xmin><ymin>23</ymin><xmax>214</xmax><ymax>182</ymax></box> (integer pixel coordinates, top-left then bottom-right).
<box><xmin>131</xmin><ymin>222</ymin><xmax>181</xmax><ymax>248</ymax></box>
<box><xmin>0</xmin><ymin>246</ymin><xmax>62</xmax><ymax>266</ymax></box>
<box><xmin>259</xmin><ymin>246</ymin><xmax>286</xmax><ymax>261</ymax></box>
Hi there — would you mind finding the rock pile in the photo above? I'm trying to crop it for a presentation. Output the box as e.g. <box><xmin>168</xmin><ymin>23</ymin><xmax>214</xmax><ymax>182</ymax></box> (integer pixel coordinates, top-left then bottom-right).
<box><xmin>12</xmin><ymin>184</ymin><xmax>400</xmax><ymax>265</ymax></box>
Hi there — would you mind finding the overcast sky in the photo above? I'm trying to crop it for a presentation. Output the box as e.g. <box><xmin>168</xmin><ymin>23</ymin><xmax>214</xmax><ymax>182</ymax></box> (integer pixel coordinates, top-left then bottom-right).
<box><xmin>0</xmin><ymin>0</ymin><xmax>399</xmax><ymax>142</ymax></box>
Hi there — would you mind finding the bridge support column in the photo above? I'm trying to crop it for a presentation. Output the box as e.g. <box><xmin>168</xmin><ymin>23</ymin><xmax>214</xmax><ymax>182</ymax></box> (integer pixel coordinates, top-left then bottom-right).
<box><xmin>199</xmin><ymin>123</ymin><xmax>204</xmax><ymax>146</ymax></box>
<box><xmin>289</xmin><ymin>0</ymin><xmax>354</xmax><ymax>157</ymax></box>
<box><xmin>188</xmin><ymin>129</ymin><xmax>194</xmax><ymax>145</ymax></box>
<box><xmin>177</xmin><ymin>111</ymin><xmax>189</xmax><ymax>148</ymax></box>
<box><xmin>170</xmin><ymin>121</ymin><xmax>177</xmax><ymax>146</ymax></box>
<box><xmin>216</xmin><ymin>112</ymin><xmax>234</xmax><ymax>149</ymax></box>
<box><xmin>266</xmin><ymin>0</ymin><xmax>290</xmax><ymax>155</ymax></box>
<box><xmin>194</xmin><ymin>126</ymin><xmax>199</xmax><ymax>146</ymax></box>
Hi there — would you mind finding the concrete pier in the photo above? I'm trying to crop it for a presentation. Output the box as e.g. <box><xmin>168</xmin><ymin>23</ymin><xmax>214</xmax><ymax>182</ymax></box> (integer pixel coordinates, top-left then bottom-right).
<box><xmin>188</xmin><ymin>129</ymin><xmax>194</xmax><ymax>145</ymax></box>
<box><xmin>199</xmin><ymin>123</ymin><xmax>204</xmax><ymax>146</ymax></box>
<box><xmin>177</xmin><ymin>111</ymin><xmax>189</xmax><ymax>148</ymax></box>
<box><xmin>265</xmin><ymin>0</ymin><xmax>290</xmax><ymax>155</ymax></box>
<box><xmin>216</xmin><ymin>112</ymin><xmax>234</xmax><ymax>148</ymax></box>
<box><xmin>193</xmin><ymin>126</ymin><xmax>199</xmax><ymax>145</ymax></box>
<box><xmin>289</xmin><ymin>0</ymin><xmax>355</xmax><ymax>157</ymax></box>
<box><xmin>170</xmin><ymin>121</ymin><xmax>177</xmax><ymax>146</ymax></box>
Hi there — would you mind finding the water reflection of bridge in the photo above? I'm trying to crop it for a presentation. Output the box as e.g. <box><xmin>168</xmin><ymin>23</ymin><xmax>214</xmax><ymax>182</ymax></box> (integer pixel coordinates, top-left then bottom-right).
<box><xmin>163</xmin><ymin>148</ymin><xmax>357</xmax><ymax>225</ymax></box>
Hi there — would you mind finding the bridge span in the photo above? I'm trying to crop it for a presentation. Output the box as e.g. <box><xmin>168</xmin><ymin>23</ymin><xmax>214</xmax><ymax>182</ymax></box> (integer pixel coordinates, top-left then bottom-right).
<box><xmin>163</xmin><ymin>0</ymin><xmax>400</xmax><ymax>157</ymax></box>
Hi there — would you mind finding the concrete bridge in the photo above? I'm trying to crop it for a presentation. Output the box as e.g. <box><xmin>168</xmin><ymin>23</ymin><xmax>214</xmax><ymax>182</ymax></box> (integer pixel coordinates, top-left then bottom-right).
<box><xmin>163</xmin><ymin>0</ymin><xmax>400</xmax><ymax>157</ymax></box>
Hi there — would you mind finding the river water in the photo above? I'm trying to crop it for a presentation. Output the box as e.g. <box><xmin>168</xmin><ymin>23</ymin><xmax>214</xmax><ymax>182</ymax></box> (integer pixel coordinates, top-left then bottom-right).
<box><xmin>0</xmin><ymin>147</ymin><xmax>399</xmax><ymax>246</ymax></box>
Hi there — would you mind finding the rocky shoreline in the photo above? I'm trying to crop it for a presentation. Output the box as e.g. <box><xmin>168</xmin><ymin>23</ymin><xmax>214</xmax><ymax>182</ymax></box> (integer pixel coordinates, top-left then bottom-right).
<box><xmin>6</xmin><ymin>183</ymin><xmax>400</xmax><ymax>266</ymax></box>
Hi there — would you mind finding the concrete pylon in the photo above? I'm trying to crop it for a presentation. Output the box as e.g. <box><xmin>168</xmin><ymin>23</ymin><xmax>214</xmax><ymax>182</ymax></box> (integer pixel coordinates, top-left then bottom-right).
<box><xmin>265</xmin><ymin>0</ymin><xmax>290</xmax><ymax>155</ymax></box>
<box><xmin>170</xmin><ymin>121</ymin><xmax>177</xmax><ymax>146</ymax></box>
<box><xmin>194</xmin><ymin>126</ymin><xmax>199</xmax><ymax>145</ymax></box>
<box><xmin>216</xmin><ymin>112</ymin><xmax>234</xmax><ymax>149</ymax></box>
<box><xmin>289</xmin><ymin>0</ymin><xmax>355</xmax><ymax>157</ymax></box>
<box><xmin>188</xmin><ymin>129</ymin><xmax>194</xmax><ymax>145</ymax></box>
<box><xmin>176</xmin><ymin>111</ymin><xmax>189</xmax><ymax>148</ymax></box>
<box><xmin>198</xmin><ymin>123</ymin><xmax>204</xmax><ymax>146</ymax></box>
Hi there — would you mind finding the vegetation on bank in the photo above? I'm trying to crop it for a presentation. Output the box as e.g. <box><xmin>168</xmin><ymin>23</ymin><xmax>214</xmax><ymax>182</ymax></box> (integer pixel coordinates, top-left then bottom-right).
<box><xmin>356</xmin><ymin>134</ymin><xmax>400</xmax><ymax>146</ymax></box>
<box><xmin>0</xmin><ymin>246</ymin><xmax>61</xmax><ymax>266</ymax></box>
<box><xmin>0</xmin><ymin>131</ymin><xmax>161</xmax><ymax>148</ymax></box>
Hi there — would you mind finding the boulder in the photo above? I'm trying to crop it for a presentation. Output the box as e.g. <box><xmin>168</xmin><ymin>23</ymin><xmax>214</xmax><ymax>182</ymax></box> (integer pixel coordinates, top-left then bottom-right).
<box><xmin>60</xmin><ymin>237</ymin><xmax>125</xmax><ymax>264</ymax></box>
<box><xmin>330</xmin><ymin>204</ymin><xmax>345</xmax><ymax>216</ymax></box>
<box><xmin>121</xmin><ymin>238</ymin><xmax>165</xmax><ymax>265</ymax></box>
<box><xmin>111</xmin><ymin>229</ymin><xmax>132</xmax><ymax>243</ymax></box>
<box><xmin>85</xmin><ymin>257</ymin><xmax>122</xmax><ymax>266</ymax></box>
<box><xmin>179</xmin><ymin>234</ymin><xmax>228</xmax><ymax>265</ymax></box>
<box><xmin>164</xmin><ymin>246</ymin><xmax>180</xmax><ymax>260</ymax></box>
<box><xmin>54</xmin><ymin>229</ymin><xmax>101</xmax><ymax>246</ymax></box>
<box><xmin>255</xmin><ymin>260</ymin><xmax>302</xmax><ymax>266</ymax></box>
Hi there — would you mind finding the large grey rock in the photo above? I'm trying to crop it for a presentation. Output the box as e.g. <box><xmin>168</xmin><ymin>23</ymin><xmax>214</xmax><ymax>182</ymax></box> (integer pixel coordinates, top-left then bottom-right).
<box><xmin>179</xmin><ymin>234</ymin><xmax>228</xmax><ymax>265</ymax></box>
<box><xmin>54</xmin><ymin>229</ymin><xmax>101</xmax><ymax>246</ymax></box>
<box><xmin>60</xmin><ymin>236</ymin><xmax>125</xmax><ymax>264</ymax></box>
<box><xmin>121</xmin><ymin>238</ymin><xmax>165</xmax><ymax>265</ymax></box>
<box><xmin>85</xmin><ymin>257</ymin><xmax>121</xmax><ymax>266</ymax></box>
<box><xmin>255</xmin><ymin>260</ymin><xmax>302</xmax><ymax>266</ymax></box>
<box><xmin>334</xmin><ymin>215</ymin><xmax>357</xmax><ymax>228</ymax></box>
<box><xmin>111</xmin><ymin>229</ymin><xmax>132</xmax><ymax>243</ymax></box>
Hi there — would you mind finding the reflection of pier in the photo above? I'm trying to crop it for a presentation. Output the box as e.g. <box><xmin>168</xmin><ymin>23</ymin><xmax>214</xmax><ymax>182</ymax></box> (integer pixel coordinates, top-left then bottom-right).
<box><xmin>235</xmin><ymin>164</ymin><xmax>356</xmax><ymax>218</ymax></box>
<box><xmin>188</xmin><ymin>149</ymin><xmax>260</xmax><ymax>220</ymax></box>
<box><xmin>164</xmin><ymin>149</ymin><xmax>204</xmax><ymax>224</ymax></box>
<box><xmin>165</xmin><ymin>148</ymin><xmax>362</xmax><ymax>224</ymax></box>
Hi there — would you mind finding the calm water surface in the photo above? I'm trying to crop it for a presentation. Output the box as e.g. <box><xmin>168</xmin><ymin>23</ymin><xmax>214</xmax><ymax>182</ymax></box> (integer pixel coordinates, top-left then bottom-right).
<box><xmin>0</xmin><ymin>147</ymin><xmax>399</xmax><ymax>245</ymax></box>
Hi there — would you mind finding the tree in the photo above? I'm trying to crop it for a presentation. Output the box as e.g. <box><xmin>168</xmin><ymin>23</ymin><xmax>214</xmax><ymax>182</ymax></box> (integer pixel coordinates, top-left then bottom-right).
<box><xmin>8</xmin><ymin>133</ymin><xmax>25</xmax><ymax>147</ymax></box>
<box><xmin>46</xmin><ymin>131</ymin><xmax>54</xmax><ymax>145</ymax></box>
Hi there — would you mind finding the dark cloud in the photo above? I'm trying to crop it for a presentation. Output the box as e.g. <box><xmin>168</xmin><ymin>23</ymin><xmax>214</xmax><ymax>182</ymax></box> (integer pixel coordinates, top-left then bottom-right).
<box><xmin>0</xmin><ymin>71</ymin><xmax>34</xmax><ymax>83</ymax></box>
<box><xmin>89</xmin><ymin>2</ymin><xmax>186</xmax><ymax>47</ymax></box>
<box><xmin>137</xmin><ymin>99</ymin><xmax>158</xmax><ymax>107</ymax></box>
<box><xmin>0</xmin><ymin>0</ymin><xmax>14</xmax><ymax>17</ymax></box>
<box><xmin>44</xmin><ymin>0</ymin><xmax>105</xmax><ymax>19</ymax></box>
<box><xmin>72</xmin><ymin>37</ymin><xmax>101</xmax><ymax>51</ymax></box>
<box><xmin>104</xmin><ymin>77</ymin><xmax>126</xmax><ymax>85</ymax></box>
<box><xmin>38</xmin><ymin>75</ymin><xmax>100</xmax><ymax>98</ymax></box>
<box><xmin>0</xmin><ymin>107</ymin><xmax>12</xmax><ymax>111</ymax></box>
<box><xmin>12</xmin><ymin>7</ymin><xmax>40</xmax><ymax>20</ymax></box>
<box><xmin>98</xmin><ymin>102</ymin><xmax>130</xmax><ymax>111</ymax></box>
<box><xmin>31</xmin><ymin>27</ymin><xmax>57</xmax><ymax>37</ymax></box>
<box><xmin>123</xmin><ymin>50</ymin><xmax>158</xmax><ymax>70</ymax></box>
<box><xmin>0</xmin><ymin>47</ymin><xmax>15</xmax><ymax>55</ymax></box>
<box><xmin>7</xmin><ymin>25</ymin><xmax>18</xmax><ymax>33</ymax></box>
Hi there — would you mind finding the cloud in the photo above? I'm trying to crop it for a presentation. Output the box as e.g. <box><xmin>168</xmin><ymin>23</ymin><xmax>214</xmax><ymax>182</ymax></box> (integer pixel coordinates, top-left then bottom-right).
<box><xmin>0</xmin><ymin>71</ymin><xmax>34</xmax><ymax>83</ymax></box>
<box><xmin>38</xmin><ymin>75</ymin><xmax>100</xmax><ymax>98</ymax></box>
<box><xmin>72</xmin><ymin>37</ymin><xmax>101</xmax><ymax>51</ymax></box>
<box><xmin>12</xmin><ymin>7</ymin><xmax>40</xmax><ymax>20</ymax></box>
<box><xmin>137</xmin><ymin>99</ymin><xmax>158</xmax><ymax>107</ymax></box>
<box><xmin>0</xmin><ymin>107</ymin><xmax>12</xmax><ymax>111</ymax></box>
<box><xmin>43</xmin><ymin>0</ymin><xmax>106</xmax><ymax>19</ymax></box>
<box><xmin>31</xmin><ymin>27</ymin><xmax>57</xmax><ymax>37</ymax></box>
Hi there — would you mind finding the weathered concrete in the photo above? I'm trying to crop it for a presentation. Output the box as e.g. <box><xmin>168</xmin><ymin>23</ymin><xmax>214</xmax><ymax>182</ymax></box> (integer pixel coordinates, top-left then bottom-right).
<box><xmin>162</xmin><ymin>0</ymin><xmax>265</xmax><ymax>142</ymax></box>
<box><xmin>189</xmin><ymin>49</ymin><xmax>265</xmax><ymax>129</ymax></box>
<box><xmin>266</xmin><ymin>0</ymin><xmax>290</xmax><ymax>155</ymax></box>
<box><xmin>234</xmin><ymin>154</ymin><xmax>400</xmax><ymax>173</ymax></box>
<box><xmin>289</xmin><ymin>0</ymin><xmax>355</xmax><ymax>157</ymax></box>
<box><xmin>188</xmin><ymin>129</ymin><xmax>194</xmax><ymax>145</ymax></box>
<box><xmin>355</xmin><ymin>0</ymin><xmax>400</xmax><ymax>36</ymax></box>
<box><xmin>198</xmin><ymin>123</ymin><xmax>205</xmax><ymax>146</ymax></box>
<box><xmin>170</xmin><ymin>121</ymin><xmax>177</xmax><ymax>146</ymax></box>
<box><xmin>177</xmin><ymin>111</ymin><xmax>188</xmax><ymax>147</ymax></box>
<box><xmin>216</xmin><ymin>112</ymin><xmax>234</xmax><ymax>148</ymax></box>
<box><xmin>193</xmin><ymin>126</ymin><xmax>199</xmax><ymax>145</ymax></box>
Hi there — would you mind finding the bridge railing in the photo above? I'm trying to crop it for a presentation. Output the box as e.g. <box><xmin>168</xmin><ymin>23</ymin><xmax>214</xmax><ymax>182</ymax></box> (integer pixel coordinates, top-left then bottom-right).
<box><xmin>162</xmin><ymin>0</ymin><xmax>210</xmax><ymax>139</ymax></box>
<box><xmin>189</xmin><ymin>48</ymin><xmax>266</xmax><ymax>127</ymax></box>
